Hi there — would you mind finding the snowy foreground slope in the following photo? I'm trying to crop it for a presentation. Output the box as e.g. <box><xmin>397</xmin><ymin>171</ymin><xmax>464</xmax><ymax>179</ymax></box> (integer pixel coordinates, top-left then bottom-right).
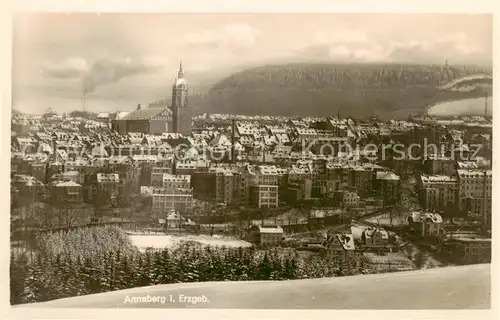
<box><xmin>19</xmin><ymin>264</ymin><xmax>490</xmax><ymax>309</ymax></box>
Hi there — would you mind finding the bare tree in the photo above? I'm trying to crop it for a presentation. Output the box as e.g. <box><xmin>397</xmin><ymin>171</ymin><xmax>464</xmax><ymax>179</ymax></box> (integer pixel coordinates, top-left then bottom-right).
<box><xmin>60</xmin><ymin>207</ymin><xmax>78</xmax><ymax>229</ymax></box>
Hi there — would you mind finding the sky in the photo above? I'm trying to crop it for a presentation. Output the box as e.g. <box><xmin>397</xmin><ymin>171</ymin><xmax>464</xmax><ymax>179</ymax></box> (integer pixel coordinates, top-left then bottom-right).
<box><xmin>11</xmin><ymin>13</ymin><xmax>493</xmax><ymax>114</ymax></box>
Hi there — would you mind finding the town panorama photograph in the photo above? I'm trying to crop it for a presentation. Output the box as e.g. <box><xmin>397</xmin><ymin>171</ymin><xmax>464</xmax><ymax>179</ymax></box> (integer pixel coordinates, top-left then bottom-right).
<box><xmin>10</xmin><ymin>12</ymin><xmax>492</xmax><ymax>309</ymax></box>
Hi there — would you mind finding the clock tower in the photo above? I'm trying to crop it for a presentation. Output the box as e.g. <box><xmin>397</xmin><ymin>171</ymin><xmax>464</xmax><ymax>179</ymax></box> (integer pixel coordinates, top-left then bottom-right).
<box><xmin>171</xmin><ymin>61</ymin><xmax>192</xmax><ymax>135</ymax></box>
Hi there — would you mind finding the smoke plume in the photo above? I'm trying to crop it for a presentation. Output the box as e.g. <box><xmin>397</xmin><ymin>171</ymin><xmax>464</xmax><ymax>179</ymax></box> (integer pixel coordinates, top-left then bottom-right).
<box><xmin>81</xmin><ymin>58</ymin><xmax>158</xmax><ymax>94</ymax></box>
<box><xmin>41</xmin><ymin>57</ymin><xmax>159</xmax><ymax>95</ymax></box>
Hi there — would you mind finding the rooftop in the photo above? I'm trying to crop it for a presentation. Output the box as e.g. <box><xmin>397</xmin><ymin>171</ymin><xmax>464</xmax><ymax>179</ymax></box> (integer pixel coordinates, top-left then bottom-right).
<box><xmin>410</xmin><ymin>211</ymin><xmax>443</xmax><ymax>224</ymax></box>
<box><xmin>420</xmin><ymin>175</ymin><xmax>458</xmax><ymax>183</ymax></box>
<box><xmin>259</xmin><ymin>227</ymin><xmax>284</xmax><ymax>234</ymax></box>
<box><xmin>96</xmin><ymin>173</ymin><xmax>119</xmax><ymax>182</ymax></box>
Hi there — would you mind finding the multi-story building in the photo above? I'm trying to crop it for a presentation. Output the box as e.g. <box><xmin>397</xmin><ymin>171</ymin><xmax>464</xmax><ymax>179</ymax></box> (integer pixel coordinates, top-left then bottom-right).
<box><xmin>119</xmin><ymin>163</ymin><xmax>141</xmax><ymax>193</ymax></box>
<box><xmin>325</xmin><ymin>162</ymin><xmax>348</xmax><ymax>192</ymax></box>
<box><xmin>351</xmin><ymin>165</ymin><xmax>374</xmax><ymax>197</ymax></box>
<box><xmin>234</xmin><ymin>166</ymin><xmax>252</xmax><ymax>205</ymax></box>
<box><xmin>132</xmin><ymin>155</ymin><xmax>163</xmax><ymax>186</ymax></box>
<box><xmin>96</xmin><ymin>173</ymin><xmax>120</xmax><ymax>204</ymax></box>
<box><xmin>29</xmin><ymin>160</ymin><xmax>48</xmax><ymax>183</ymax></box>
<box><xmin>418</xmin><ymin>175</ymin><xmax>458</xmax><ymax>213</ymax></box>
<box><xmin>423</xmin><ymin>154</ymin><xmax>456</xmax><ymax>176</ymax></box>
<box><xmin>342</xmin><ymin>190</ymin><xmax>360</xmax><ymax>208</ymax></box>
<box><xmin>174</xmin><ymin>159</ymin><xmax>209</xmax><ymax>175</ymax></box>
<box><xmin>192</xmin><ymin>166</ymin><xmax>237</xmax><ymax>205</ymax></box>
<box><xmin>252</xmin><ymin>165</ymin><xmax>279</xmax><ymax>186</ymax></box>
<box><xmin>162</xmin><ymin>174</ymin><xmax>191</xmax><ymax>189</ymax></box>
<box><xmin>152</xmin><ymin>187</ymin><xmax>193</xmax><ymax>215</ymax></box>
<box><xmin>374</xmin><ymin>171</ymin><xmax>401</xmax><ymax>206</ymax></box>
<box><xmin>250</xmin><ymin>185</ymin><xmax>279</xmax><ymax>208</ymax></box>
<box><xmin>457</xmin><ymin>169</ymin><xmax>492</xmax><ymax>223</ymax></box>
<box><xmin>151</xmin><ymin>166</ymin><xmax>173</xmax><ymax>187</ymax></box>
<box><xmin>249</xmin><ymin>165</ymin><xmax>280</xmax><ymax>208</ymax></box>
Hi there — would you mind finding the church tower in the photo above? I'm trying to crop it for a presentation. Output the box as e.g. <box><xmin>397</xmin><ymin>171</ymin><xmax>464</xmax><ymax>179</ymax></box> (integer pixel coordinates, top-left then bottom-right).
<box><xmin>171</xmin><ymin>61</ymin><xmax>192</xmax><ymax>135</ymax></box>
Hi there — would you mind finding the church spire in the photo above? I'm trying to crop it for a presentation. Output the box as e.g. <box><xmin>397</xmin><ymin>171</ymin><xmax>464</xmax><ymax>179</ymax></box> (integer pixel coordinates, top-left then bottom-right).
<box><xmin>178</xmin><ymin>60</ymin><xmax>184</xmax><ymax>78</ymax></box>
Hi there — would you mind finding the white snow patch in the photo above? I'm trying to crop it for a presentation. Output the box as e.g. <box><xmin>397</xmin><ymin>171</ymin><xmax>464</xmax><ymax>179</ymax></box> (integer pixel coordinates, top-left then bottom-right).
<box><xmin>129</xmin><ymin>234</ymin><xmax>253</xmax><ymax>251</ymax></box>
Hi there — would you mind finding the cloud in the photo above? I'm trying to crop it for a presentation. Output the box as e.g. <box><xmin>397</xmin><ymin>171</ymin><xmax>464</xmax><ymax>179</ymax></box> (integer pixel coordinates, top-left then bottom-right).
<box><xmin>313</xmin><ymin>29</ymin><xmax>368</xmax><ymax>45</ymax></box>
<box><xmin>40</xmin><ymin>57</ymin><xmax>89</xmax><ymax>78</ymax></box>
<box><xmin>295</xmin><ymin>29</ymin><xmax>376</xmax><ymax>62</ymax></box>
<box><xmin>328</xmin><ymin>45</ymin><xmax>351</xmax><ymax>59</ymax></box>
<box><xmin>386</xmin><ymin>33</ymin><xmax>487</xmax><ymax>64</ymax></box>
<box><xmin>295</xmin><ymin>29</ymin><xmax>490</xmax><ymax>65</ymax></box>
<box><xmin>184</xmin><ymin>23</ymin><xmax>261</xmax><ymax>49</ymax></box>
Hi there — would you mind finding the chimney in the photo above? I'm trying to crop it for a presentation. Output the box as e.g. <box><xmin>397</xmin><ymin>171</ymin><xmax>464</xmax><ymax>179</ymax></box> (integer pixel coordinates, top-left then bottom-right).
<box><xmin>482</xmin><ymin>170</ymin><xmax>488</xmax><ymax>228</ymax></box>
<box><xmin>137</xmin><ymin>104</ymin><xmax>141</xmax><ymax>111</ymax></box>
<box><xmin>484</xmin><ymin>92</ymin><xmax>488</xmax><ymax>117</ymax></box>
<box><xmin>52</xmin><ymin>139</ymin><xmax>57</xmax><ymax>161</ymax></box>
<box><xmin>231</xmin><ymin>119</ymin><xmax>236</xmax><ymax>164</ymax></box>
<box><xmin>83</xmin><ymin>94</ymin><xmax>87</xmax><ymax>113</ymax></box>
<box><xmin>172</xmin><ymin>155</ymin><xmax>177</xmax><ymax>175</ymax></box>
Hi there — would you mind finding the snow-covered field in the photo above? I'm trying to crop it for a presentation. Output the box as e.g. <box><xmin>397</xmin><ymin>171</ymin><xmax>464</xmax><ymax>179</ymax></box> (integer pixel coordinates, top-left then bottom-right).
<box><xmin>428</xmin><ymin>97</ymin><xmax>493</xmax><ymax>117</ymax></box>
<box><xmin>364</xmin><ymin>213</ymin><xmax>408</xmax><ymax>227</ymax></box>
<box><xmin>128</xmin><ymin>234</ymin><xmax>253</xmax><ymax>251</ymax></box>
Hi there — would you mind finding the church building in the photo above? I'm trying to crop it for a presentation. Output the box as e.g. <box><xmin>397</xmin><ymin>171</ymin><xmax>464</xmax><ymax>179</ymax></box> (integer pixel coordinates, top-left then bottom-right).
<box><xmin>112</xmin><ymin>62</ymin><xmax>192</xmax><ymax>135</ymax></box>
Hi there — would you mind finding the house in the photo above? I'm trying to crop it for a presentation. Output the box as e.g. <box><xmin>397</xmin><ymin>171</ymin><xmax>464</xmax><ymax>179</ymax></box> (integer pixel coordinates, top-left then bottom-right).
<box><xmin>361</xmin><ymin>227</ymin><xmax>393</xmax><ymax>253</ymax></box>
<box><xmin>13</xmin><ymin>175</ymin><xmax>46</xmax><ymax>201</ymax></box>
<box><xmin>161</xmin><ymin>210</ymin><xmax>195</xmax><ymax>230</ymax></box>
<box><xmin>324</xmin><ymin>233</ymin><xmax>356</xmax><ymax>260</ymax></box>
<box><xmin>96</xmin><ymin>113</ymin><xmax>110</xmax><ymax>123</ymax></box>
<box><xmin>96</xmin><ymin>173</ymin><xmax>120</xmax><ymax>204</ymax></box>
<box><xmin>247</xmin><ymin>226</ymin><xmax>284</xmax><ymax>246</ymax></box>
<box><xmin>408</xmin><ymin>212</ymin><xmax>443</xmax><ymax>237</ymax></box>
<box><xmin>50</xmin><ymin>180</ymin><xmax>83</xmax><ymax>203</ymax></box>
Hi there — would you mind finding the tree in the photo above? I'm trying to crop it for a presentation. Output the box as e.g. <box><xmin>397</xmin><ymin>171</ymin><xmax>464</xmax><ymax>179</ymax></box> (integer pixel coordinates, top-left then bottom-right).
<box><xmin>21</xmin><ymin>254</ymin><xmax>45</xmax><ymax>303</ymax></box>
<box><xmin>258</xmin><ymin>252</ymin><xmax>272</xmax><ymax>280</ymax></box>
<box><xmin>60</xmin><ymin>206</ymin><xmax>78</xmax><ymax>229</ymax></box>
<box><xmin>413</xmin><ymin>251</ymin><xmax>426</xmax><ymax>269</ymax></box>
<box><xmin>10</xmin><ymin>252</ymin><xmax>29</xmax><ymax>305</ymax></box>
<box><xmin>405</xmin><ymin>244</ymin><xmax>414</xmax><ymax>260</ymax></box>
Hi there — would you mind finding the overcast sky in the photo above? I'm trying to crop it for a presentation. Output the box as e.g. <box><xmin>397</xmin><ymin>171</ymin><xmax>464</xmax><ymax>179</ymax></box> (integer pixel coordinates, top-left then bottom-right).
<box><xmin>13</xmin><ymin>13</ymin><xmax>492</xmax><ymax>90</ymax></box>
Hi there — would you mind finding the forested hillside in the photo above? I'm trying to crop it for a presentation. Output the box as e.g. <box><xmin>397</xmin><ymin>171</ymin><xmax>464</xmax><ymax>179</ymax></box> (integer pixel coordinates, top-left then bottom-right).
<box><xmin>206</xmin><ymin>63</ymin><xmax>491</xmax><ymax>119</ymax></box>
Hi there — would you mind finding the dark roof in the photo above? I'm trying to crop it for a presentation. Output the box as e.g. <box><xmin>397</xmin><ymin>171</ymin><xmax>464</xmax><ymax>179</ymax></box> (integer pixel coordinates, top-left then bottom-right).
<box><xmin>120</xmin><ymin>108</ymin><xmax>165</xmax><ymax>121</ymax></box>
